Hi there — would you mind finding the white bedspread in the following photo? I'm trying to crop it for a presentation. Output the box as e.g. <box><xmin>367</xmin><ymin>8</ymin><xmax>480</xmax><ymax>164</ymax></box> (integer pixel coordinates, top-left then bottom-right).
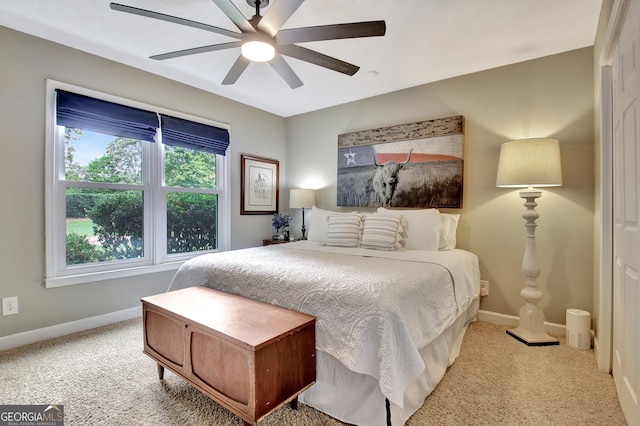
<box><xmin>168</xmin><ymin>241</ymin><xmax>480</xmax><ymax>408</ymax></box>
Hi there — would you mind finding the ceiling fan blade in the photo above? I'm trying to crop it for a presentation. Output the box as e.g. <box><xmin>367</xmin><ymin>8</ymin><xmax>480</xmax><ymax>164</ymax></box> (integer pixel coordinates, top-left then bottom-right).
<box><xmin>210</xmin><ymin>0</ymin><xmax>256</xmax><ymax>33</ymax></box>
<box><xmin>110</xmin><ymin>3</ymin><xmax>242</xmax><ymax>39</ymax></box>
<box><xmin>276</xmin><ymin>21</ymin><xmax>386</xmax><ymax>45</ymax></box>
<box><xmin>221</xmin><ymin>55</ymin><xmax>251</xmax><ymax>85</ymax></box>
<box><xmin>278</xmin><ymin>44</ymin><xmax>359</xmax><ymax>76</ymax></box>
<box><xmin>269</xmin><ymin>54</ymin><xmax>303</xmax><ymax>89</ymax></box>
<box><xmin>150</xmin><ymin>41</ymin><xmax>242</xmax><ymax>60</ymax></box>
<box><xmin>258</xmin><ymin>0</ymin><xmax>305</xmax><ymax>37</ymax></box>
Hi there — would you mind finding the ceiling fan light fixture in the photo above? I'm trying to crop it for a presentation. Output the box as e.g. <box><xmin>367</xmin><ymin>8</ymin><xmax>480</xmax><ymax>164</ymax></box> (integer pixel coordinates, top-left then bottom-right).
<box><xmin>241</xmin><ymin>37</ymin><xmax>275</xmax><ymax>62</ymax></box>
<box><xmin>111</xmin><ymin>0</ymin><xmax>387</xmax><ymax>88</ymax></box>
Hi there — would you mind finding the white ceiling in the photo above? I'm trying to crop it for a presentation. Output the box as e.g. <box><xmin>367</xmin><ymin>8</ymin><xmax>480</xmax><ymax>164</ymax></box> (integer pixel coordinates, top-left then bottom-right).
<box><xmin>1</xmin><ymin>0</ymin><xmax>603</xmax><ymax>117</ymax></box>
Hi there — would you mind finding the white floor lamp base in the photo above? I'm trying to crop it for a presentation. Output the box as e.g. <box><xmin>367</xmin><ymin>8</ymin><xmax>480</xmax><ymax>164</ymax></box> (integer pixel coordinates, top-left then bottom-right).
<box><xmin>506</xmin><ymin>189</ymin><xmax>560</xmax><ymax>347</ymax></box>
<box><xmin>507</xmin><ymin>328</ymin><xmax>559</xmax><ymax>346</ymax></box>
<box><xmin>507</xmin><ymin>294</ymin><xmax>559</xmax><ymax>346</ymax></box>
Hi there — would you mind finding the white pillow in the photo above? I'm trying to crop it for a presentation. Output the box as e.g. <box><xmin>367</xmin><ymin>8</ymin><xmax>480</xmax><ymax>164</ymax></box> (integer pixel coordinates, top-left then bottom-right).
<box><xmin>377</xmin><ymin>208</ymin><xmax>440</xmax><ymax>251</ymax></box>
<box><xmin>326</xmin><ymin>214</ymin><xmax>363</xmax><ymax>247</ymax></box>
<box><xmin>439</xmin><ymin>213</ymin><xmax>460</xmax><ymax>250</ymax></box>
<box><xmin>307</xmin><ymin>206</ymin><xmax>331</xmax><ymax>242</ymax></box>
<box><xmin>360</xmin><ymin>214</ymin><xmax>403</xmax><ymax>251</ymax></box>
<box><xmin>307</xmin><ymin>206</ymin><xmax>359</xmax><ymax>243</ymax></box>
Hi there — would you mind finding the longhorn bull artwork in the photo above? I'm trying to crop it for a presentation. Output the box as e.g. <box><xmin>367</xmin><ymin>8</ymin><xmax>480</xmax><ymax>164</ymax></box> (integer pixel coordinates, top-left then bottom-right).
<box><xmin>372</xmin><ymin>149</ymin><xmax>413</xmax><ymax>207</ymax></box>
<box><xmin>336</xmin><ymin>116</ymin><xmax>464</xmax><ymax>209</ymax></box>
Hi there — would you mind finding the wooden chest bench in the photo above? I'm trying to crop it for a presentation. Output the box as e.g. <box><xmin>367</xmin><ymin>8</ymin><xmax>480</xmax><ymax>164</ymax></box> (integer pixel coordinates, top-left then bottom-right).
<box><xmin>141</xmin><ymin>286</ymin><xmax>316</xmax><ymax>426</ymax></box>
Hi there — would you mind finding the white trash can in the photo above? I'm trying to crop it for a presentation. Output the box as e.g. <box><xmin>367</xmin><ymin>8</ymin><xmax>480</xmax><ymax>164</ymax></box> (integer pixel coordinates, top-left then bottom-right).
<box><xmin>566</xmin><ymin>309</ymin><xmax>591</xmax><ymax>350</ymax></box>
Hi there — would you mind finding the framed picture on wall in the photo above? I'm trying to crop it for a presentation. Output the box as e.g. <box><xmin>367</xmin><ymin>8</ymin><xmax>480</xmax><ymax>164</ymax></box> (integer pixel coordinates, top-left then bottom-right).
<box><xmin>241</xmin><ymin>154</ymin><xmax>279</xmax><ymax>215</ymax></box>
<box><xmin>337</xmin><ymin>115</ymin><xmax>464</xmax><ymax>209</ymax></box>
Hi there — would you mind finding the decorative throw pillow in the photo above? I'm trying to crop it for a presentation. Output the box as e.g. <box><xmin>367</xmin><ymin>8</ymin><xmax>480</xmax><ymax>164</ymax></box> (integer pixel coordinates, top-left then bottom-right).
<box><xmin>439</xmin><ymin>213</ymin><xmax>460</xmax><ymax>250</ymax></box>
<box><xmin>326</xmin><ymin>213</ymin><xmax>363</xmax><ymax>247</ymax></box>
<box><xmin>307</xmin><ymin>206</ymin><xmax>361</xmax><ymax>243</ymax></box>
<box><xmin>377</xmin><ymin>207</ymin><xmax>440</xmax><ymax>251</ymax></box>
<box><xmin>360</xmin><ymin>214</ymin><xmax>403</xmax><ymax>251</ymax></box>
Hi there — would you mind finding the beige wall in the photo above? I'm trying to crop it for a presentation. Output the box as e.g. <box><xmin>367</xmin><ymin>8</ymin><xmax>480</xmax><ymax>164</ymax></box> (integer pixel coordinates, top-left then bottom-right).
<box><xmin>0</xmin><ymin>25</ymin><xmax>595</xmax><ymax>337</ymax></box>
<box><xmin>286</xmin><ymin>47</ymin><xmax>595</xmax><ymax>324</ymax></box>
<box><xmin>0</xmin><ymin>27</ymin><xmax>286</xmax><ymax>337</ymax></box>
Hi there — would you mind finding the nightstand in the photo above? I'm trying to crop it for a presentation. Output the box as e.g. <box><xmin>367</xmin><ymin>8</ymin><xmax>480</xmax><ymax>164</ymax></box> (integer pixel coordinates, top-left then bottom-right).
<box><xmin>262</xmin><ymin>239</ymin><xmax>289</xmax><ymax>246</ymax></box>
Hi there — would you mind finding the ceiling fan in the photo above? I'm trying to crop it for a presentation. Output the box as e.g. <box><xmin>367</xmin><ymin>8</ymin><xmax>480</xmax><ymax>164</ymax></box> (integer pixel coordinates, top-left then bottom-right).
<box><xmin>110</xmin><ymin>0</ymin><xmax>386</xmax><ymax>89</ymax></box>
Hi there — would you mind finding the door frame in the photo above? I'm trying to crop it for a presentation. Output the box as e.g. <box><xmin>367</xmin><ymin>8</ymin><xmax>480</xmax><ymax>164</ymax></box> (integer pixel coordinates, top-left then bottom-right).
<box><xmin>596</xmin><ymin>0</ymin><xmax>632</xmax><ymax>373</ymax></box>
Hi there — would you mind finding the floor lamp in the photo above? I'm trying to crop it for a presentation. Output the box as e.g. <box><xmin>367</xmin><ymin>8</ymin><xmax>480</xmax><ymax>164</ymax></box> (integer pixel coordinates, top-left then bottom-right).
<box><xmin>289</xmin><ymin>189</ymin><xmax>315</xmax><ymax>240</ymax></box>
<box><xmin>496</xmin><ymin>138</ymin><xmax>562</xmax><ymax>346</ymax></box>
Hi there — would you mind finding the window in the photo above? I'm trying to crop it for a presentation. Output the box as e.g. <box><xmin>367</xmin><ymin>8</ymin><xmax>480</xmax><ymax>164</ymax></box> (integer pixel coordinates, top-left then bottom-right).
<box><xmin>45</xmin><ymin>82</ymin><xmax>230</xmax><ymax>287</ymax></box>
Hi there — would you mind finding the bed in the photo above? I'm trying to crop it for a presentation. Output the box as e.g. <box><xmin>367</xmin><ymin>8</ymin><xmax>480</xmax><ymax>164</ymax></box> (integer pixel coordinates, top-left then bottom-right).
<box><xmin>167</xmin><ymin>208</ymin><xmax>480</xmax><ymax>425</ymax></box>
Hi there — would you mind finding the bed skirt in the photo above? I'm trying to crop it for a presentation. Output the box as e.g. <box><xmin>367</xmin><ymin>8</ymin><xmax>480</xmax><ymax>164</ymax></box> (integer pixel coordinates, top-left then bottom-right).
<box><xmin>298</xmin><ymin>297</ymin><xmax>479</xmax><ymax>426</ymax></box>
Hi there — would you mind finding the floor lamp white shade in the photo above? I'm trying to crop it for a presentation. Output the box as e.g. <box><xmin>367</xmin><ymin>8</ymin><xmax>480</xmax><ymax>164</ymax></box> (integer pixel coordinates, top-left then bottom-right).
<box><xmin>289</xmin><ymin>189</ymin><xmax>316</xmax><ymax>240</ymax></box>
<box><xmin>496</xmin><ymin>138</ymin><xmax>562</xmax><ymax>346</ymax></box>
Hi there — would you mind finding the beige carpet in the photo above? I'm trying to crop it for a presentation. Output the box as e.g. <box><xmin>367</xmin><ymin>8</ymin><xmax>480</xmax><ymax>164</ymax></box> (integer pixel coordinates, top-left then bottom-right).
<box><xmin>0</xmin><ymin>319</ymin><xmax>627</xmax><ymax>425</ymax></box>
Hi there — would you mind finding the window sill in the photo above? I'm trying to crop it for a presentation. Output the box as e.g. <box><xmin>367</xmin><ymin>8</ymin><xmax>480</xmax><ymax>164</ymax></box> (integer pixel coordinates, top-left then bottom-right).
<box><xmin>44</xmin><ymin>262</ymin><xmax>184</xmax><ymax>288</ymax></box>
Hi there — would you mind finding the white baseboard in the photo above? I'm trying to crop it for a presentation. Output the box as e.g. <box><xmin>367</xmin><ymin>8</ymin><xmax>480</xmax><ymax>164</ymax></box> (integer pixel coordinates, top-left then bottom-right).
<box><xmin>0</xmin><ymin>307</ymin><xmax>140</xmax><ymax>351</ymax></box>
<box><xmin>477</xmin><ymin>309</ymin><xmax>568</xmax><ymax>337</ymax></box>
<box><xmin>0</xmin><ymin>307</ymin><xmax>587</xmax><ymax>352</ymax></box>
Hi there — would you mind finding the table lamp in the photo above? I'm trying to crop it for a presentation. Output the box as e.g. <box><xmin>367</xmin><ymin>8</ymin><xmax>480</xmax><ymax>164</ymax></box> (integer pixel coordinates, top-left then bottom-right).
<box><xmin>289</xmin><ymin>189</ymin><xmax>316</xmax><ymax>240</ymax></box>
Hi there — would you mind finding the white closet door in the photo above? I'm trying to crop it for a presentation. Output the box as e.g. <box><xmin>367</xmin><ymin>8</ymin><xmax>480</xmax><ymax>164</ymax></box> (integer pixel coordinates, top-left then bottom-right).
<box><xmin>612</xmin><ymin>1</ymin><xmax>640</xmax><ymax>424</ymax></box>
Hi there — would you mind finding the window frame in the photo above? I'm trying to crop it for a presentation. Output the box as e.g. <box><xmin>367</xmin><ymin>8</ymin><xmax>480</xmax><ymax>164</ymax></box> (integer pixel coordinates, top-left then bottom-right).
<box><xmin>44</xmin><ymin>80</ymin><xmax>230</xmax><ymax>288</ymax></box>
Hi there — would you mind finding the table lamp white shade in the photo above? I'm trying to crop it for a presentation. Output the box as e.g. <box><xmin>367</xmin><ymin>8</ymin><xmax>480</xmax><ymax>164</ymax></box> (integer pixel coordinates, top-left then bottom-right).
<box><xmin>289</xmin><ymin>189</ymin><xmax>316</xmax><ymax>208</ymax></box>
<box><xmin>496</xmin><ymin>138</ymin><xmax>562</xmax><ymax>188</ymax></box>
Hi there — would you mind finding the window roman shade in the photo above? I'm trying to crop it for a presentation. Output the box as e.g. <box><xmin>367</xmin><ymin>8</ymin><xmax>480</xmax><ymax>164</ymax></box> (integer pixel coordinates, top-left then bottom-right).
<box><xmin>55</xmin><ymin>90</ymin><xmax>158</xmax><ymax>142</ymax></box>
<box><xmin>160</xmin><ymin>114</ymin><xmax>230</xmax><ymax>156</ymax></box>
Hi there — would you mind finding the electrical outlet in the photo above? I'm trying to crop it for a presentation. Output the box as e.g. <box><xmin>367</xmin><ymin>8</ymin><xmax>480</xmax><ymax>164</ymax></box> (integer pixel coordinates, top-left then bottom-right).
<box><xmin>480</xmin><ymin>280</ymin><xmax>489</xmax><ymax>297</ymax></box>
<box><xmin>2</xmin><ymin>297</ymin><xmax>19</xmax><ymax>316</ymax></box>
